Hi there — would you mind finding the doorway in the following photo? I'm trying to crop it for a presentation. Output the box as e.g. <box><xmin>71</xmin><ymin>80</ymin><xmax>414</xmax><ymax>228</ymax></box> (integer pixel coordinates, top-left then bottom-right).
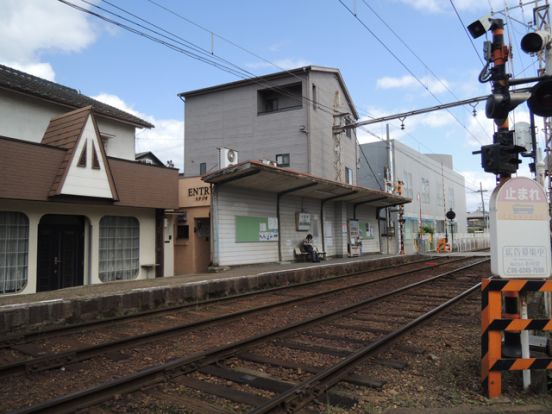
<box><xmin>37</xmin><ymin>214</ymin><xmax>85</xmax><ymax>292</ymax></box>
<box><xmin>194</xmin><ymin>217</ymin><xmax>211</xmax><ymax>272</ymax></box>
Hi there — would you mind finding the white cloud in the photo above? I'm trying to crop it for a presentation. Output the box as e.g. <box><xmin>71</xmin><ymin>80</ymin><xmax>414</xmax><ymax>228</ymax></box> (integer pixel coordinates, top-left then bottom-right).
<box><xmin>377</xmin><ymin>75</ymin><xmax>451</xmax><ymax>95</ymax></box>
<box><xmin>246</xmin><ymin>58</ymin><xmax>312</xmax><ymax>71</ymax></box>
<box><xmin>2</xmin><ymin>61</ymin><xmax>56</xmax><ymax>81</ymax></box>
<box><xmin>93</xmin><ymin>93</ymin><xmax>185</xmax><ymax>172</ymax></box>
<box><xmin>0</xmin><ymin>0</ymin><xmax>97</xmax><ymax>78</ymax></box>
<box><xmin>396</xmin><ymin>0</ymin><xmax>494</xmax><ymax>13</ymax></box>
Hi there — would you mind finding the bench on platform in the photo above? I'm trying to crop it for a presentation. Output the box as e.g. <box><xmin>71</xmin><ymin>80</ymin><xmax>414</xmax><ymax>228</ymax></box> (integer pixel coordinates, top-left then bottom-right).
<box><xmin>293</xmin><ymin>246</ymin><xmax>326</xmax><ymax>262</ymax></box>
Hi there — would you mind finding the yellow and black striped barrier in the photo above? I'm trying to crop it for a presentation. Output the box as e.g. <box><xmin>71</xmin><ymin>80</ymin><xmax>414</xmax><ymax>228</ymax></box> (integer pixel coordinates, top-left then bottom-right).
<box><xmin>481</xmin><ymin>278</ymin><xmax>552</xmax><ymax>398</ymax></box>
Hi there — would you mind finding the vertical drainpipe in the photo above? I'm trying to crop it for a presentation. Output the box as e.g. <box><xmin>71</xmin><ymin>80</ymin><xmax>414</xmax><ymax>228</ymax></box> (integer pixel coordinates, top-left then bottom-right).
<box><xmin>210</xmin><ymin>183</ymin><xmax>217</xmax><ymax>267</ymax></box>
<box><xmin>306</xmin><ymin>76</ymin><xmax>312</xmax><ymax>174</ymax></box>
<box><xmin>277</xmin><ymin>192</ymin><xmax>282</xmax><ymax>262</ymax></box>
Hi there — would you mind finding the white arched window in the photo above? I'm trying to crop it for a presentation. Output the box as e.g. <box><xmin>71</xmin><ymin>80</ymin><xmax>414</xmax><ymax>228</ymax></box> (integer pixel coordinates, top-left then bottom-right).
<box><xmin>0</xmin><ymin>212</ymin><xmax>29</xmax><ymax>293</ymax></box>
<box><xmin>99</xmin><ymin>216</ymin><xmax>139</xmax><ymax>282</ymax></box>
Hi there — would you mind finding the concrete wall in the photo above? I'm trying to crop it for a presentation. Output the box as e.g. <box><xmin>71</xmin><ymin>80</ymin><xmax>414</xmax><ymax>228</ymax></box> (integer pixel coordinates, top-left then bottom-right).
<box><xmin>0</xmin><ymin>199</ymin><xmax>158</xmax><ymax>295</ymax></box>
<box><xmin>0</xmin><ymin>90</ymin><xmax>137</xmax><ymax>160</ymax></box>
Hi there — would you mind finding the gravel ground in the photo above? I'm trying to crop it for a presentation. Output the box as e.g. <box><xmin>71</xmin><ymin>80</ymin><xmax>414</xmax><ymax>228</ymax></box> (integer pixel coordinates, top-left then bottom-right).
<box><xmin>323</xmin><ymin>294</ymin><xmax>552</xmax><ymax>414</ymax></box>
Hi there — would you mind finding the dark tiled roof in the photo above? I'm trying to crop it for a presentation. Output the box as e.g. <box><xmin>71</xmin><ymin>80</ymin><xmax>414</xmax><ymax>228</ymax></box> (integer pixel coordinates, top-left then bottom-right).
<box><xmin>0</xmin><ymin>64</ymin><xmax>153</xmax><ymax>128</ymax></box>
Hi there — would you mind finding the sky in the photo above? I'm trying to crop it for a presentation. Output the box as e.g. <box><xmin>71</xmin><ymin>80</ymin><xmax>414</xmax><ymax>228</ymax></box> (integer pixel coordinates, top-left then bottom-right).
<box><xmin>1</xmin><ymin>0</ymin><xmax>548</xmax><ymax>212</ymax></box>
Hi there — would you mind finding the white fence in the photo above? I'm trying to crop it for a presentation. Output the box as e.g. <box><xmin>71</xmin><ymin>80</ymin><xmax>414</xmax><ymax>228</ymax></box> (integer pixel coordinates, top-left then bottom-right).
<box><xmin>403</xmin><ymin>232</ymin><xmax>490</xmax><ymax>255</ymax></box>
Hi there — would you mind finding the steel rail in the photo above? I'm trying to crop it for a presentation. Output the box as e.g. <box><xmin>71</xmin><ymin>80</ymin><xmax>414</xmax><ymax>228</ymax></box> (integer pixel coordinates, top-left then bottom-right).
<box><xmin>251</xmin><ymin>280</ymin><xmax>482</xmax><ymax>413</ymax></box>
<box><xmin>0</xmin><ymin>257</ymin><xmax>469</xmax><ymax>377</ymax></box>
<box><xmin>0</xmin><ymin>256</ymin><xmax>441</xmax><ymax>347</ymax></box>
<box><xmin>11</xmin><ymin>258</ymin><xmax>488</xmax><ymax>414</ymax></box>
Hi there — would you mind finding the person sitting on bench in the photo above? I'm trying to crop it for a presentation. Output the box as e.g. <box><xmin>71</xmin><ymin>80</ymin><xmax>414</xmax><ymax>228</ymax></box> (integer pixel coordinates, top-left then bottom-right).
<box><xmin>302</xmin><ymin>234</ymin><xmax>319</xmax><ymax>262</ymax></box>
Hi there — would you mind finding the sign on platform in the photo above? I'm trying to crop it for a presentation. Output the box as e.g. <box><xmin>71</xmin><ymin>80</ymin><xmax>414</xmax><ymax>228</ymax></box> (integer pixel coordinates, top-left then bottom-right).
<box><xmin>490</xmin><ymin>177</ymin><xmax>551</xmax><ymax>279</ymax></box>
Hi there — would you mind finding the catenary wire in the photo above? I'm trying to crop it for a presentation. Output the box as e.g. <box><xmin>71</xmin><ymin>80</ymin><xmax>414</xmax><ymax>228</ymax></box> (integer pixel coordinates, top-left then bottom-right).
<box><xmin>360</xmin><ymin>0</ymin><xmax>492</xmax><ymax>141</ymax></box>
<box><xmin>64</xmin><ymin>0</ymin><xmax>387</xmax><ymax>183</ymax></box>
<box><xmin>75</xmin><ymin>0</ymin><xmax>340</xmax><ymax>119</ymax></box>
<box><xmin>338</xmin><ymin>0</ymin><xmax>484</xmax><ymax>146</ymax></box>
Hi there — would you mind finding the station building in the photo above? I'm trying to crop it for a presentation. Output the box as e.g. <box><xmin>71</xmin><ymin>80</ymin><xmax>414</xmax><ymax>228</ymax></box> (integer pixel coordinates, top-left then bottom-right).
<box><xmin>201</xmin><ymin>161</ymin><xmax>409</xmax><ymax>266</ymax></box>
<box><xmin>0</xmin><ymin>64</ymin><xmax>178</xmax><ymax>295</ymax></box>
<box><xmin>176</xmin><ymin>66</ymin><xmax>410</xmax><ymax>268</ymax></box>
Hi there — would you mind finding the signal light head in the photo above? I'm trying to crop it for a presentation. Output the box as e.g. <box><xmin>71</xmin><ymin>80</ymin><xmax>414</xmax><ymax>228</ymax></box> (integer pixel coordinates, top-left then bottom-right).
<box><xmin>521</xmin><ymin>31</ymin><xmax>550</xmax><ymax>54</ymax></box>
<box><xmin>485</xmin><ymin>91</ymin><xmax>531</xmax><ymax>120</ymax></box>
<box><xmin>528</xmin><ymin>79</ymin><xmax>552</xmax><ymax>117</ymax></box>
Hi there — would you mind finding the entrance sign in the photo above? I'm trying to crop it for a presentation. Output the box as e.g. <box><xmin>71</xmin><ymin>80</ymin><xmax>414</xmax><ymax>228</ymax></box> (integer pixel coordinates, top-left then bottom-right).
<box><xmin>490</xmin><ymin>177</ymin><xmax>551</xmax><ymax>278</ymax></box>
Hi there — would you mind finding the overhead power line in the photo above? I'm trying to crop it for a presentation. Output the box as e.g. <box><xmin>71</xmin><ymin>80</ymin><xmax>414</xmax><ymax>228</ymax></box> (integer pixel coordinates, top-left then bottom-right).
<box><xmin>60</xmin><ymin>0</ymin><xmax>341</xmax><ymax>120</ymax></box>
<box><xmin>338</xmin><ymin>0</ymin><xmax>484</xmax><ymax>145</ymax></box>
<box><xmin>361</xmin><ymin>0</ymin><xmax>491</xmax><ymax>140</ymax></box>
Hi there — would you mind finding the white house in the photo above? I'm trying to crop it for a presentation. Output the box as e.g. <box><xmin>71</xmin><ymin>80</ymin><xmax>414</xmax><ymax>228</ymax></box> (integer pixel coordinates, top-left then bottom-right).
<box><xmin>0</xmin><ymin>64</ymin><xmax>178</xmax><ymax>295</ymax></box>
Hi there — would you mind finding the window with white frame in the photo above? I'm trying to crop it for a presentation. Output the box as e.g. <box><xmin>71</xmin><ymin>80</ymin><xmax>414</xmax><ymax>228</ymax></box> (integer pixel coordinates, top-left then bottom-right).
<box><xmin>402</xmin><ymin>171</ymin><xmax>413</xmax><ymax>198</ymax></box>
<box><xmin>421</xmin><ymin>177</ymin><xmax>430</xmax><ymax>204</ymax></box>
<box><xmin>448</xmin><ymin>187</ymin><xmax>455</xmax><ymax>210</ymax></box>
<box><xmin>99</xmin><ymin>216</ymin><xmax>139</xmax><ymax>282</ymax></box>
<box><xmin>345</xmin><ymin>166</ymin><xmax>353</xmax><ymax>184</ymax></box>
<box><xmin>0</xmin><ymin>212</ymin><xmax>28</xmax><ymax>294</ymax></box>
<box><xmin>276</xmin><ymin>153</ymin><xmax>290</xmax><ymax>167</ymax></box>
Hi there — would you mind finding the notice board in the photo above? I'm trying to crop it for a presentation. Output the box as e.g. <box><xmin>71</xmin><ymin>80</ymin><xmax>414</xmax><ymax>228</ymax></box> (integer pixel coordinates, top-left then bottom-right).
<box><xmin>359</xmin><ymin>221</ymin><xmax>375</xmax><ymax>239</ymax></box>
<box><xmin>235</xmin><ymin>216</ymin><xmax>278</xmax><ymax>242</ymax></box>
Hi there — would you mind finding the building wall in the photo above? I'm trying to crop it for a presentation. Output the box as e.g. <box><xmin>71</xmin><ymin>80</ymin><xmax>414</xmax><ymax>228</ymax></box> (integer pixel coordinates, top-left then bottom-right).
<box><xmin>174</xmin><ymin>177</ymin><xmax>212</xmax><ymax>274</ymax></box>
<box><xmin>279</xmin><ymin>196</ymin><xmax>323</xmax><ymax>261</ymax></box>
<box><xmin>174</xmin><ymin>206</ymin><xmax>211</xmax><ymax>274</ymax></box>
<box><xmin>358</xmin><ymin>140</ymin><xmax>467</xmax><ymax>234</ymax></box>
<box><xmin>0</xmin><ymin>199</ymin><xmax>157</xmax><ymax>295</ymax></box>
<box><xmin>357</xmin><ymin>141</ymin><xmax>389</xmax><ymax>191</ymax></box>
<box><xmin>212</xmin><ymin>186</ymin><xmax>279</xmax><ymax>266</ymax></box>
<box><xmin>184</xmin><ymin>70</ymin><xmax>358</xmax><ymax>184</ymax></box>
<box><xmin>184</xmin><ymin>76</ymin><xmax>309</xmax><ymax>177</ymax></box>
<box><xmin>392</xmin><ymin>141</ymin><xmax>467</xmax><ymax>234</ymax></box>
<box><xmin>353</xmin><ymin>206</ymin><xmax>381</xmax><ymax>254</ymax></box>
<box><xmin>0</xmin><ymin>90</ymin><xmax>137</xmax><ymax>160</ymax></box>
<box><xmin>308</xmin><ymin>72</ymin><xmax>358</xmax><ymax>183</ymax></box>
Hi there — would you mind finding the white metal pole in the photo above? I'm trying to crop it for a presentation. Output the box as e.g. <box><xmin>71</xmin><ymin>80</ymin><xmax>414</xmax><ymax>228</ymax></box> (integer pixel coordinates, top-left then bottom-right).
<box><xmin>520</xmin><ymin>294</ymin><xmax>531</xmax><ymax>390</ymax></box>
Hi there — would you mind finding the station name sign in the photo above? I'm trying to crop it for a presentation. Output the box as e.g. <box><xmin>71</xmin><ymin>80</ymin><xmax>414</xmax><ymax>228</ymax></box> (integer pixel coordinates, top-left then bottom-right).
<box><xmin>490</xmin><ymin>177</ymin><xmax>551</xmax><ymax>279</ymax></box>
<box><xmin>188</xmin><ymin>186</ymin><xmax>210</xmax><ymax>202</ymax></box>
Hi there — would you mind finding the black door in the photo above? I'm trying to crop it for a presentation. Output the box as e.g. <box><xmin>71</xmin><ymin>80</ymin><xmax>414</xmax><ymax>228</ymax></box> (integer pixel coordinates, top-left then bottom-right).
<box><xmin>37</xmin><ymin>215</ymin><xmax>84</xmax><ymax>292</ymax></box>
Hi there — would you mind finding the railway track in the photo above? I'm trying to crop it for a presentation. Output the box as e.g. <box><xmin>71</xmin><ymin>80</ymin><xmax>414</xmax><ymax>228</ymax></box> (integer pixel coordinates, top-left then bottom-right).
<box><xmin>7</xmin><ymin>256</ymin><xmax>488</xmax><ymax>413</ymax></box>
<box><xmin>0</xmin><ymin>256</ymin><xmax>466</xmax><ymax>377</ymax></box>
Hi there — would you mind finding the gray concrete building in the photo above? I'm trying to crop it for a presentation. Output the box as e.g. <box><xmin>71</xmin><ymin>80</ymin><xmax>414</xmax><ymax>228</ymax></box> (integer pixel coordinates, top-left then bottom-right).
<box><xmin>358</xmin><ymin>140</ymin><xmax>472</xmax><ymax>253</ymax></box>
<box><xmin>179</xmin><ymin>66</ymin><xmax>359</xmax><ymax>184</ymax></box>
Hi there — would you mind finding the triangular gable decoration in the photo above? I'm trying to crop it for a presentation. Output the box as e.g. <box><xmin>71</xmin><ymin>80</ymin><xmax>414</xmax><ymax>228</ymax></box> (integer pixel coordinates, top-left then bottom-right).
<box><xmin>41</xmin><ymin>106</ymin><xmax>118</xmax><ymax>200</ymax></box>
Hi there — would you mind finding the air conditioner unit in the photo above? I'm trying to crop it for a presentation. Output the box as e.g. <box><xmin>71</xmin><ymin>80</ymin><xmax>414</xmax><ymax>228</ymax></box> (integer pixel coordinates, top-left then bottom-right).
<box><xmin>260</xmin><ymin>159</ymin><xmax>278</xmax><ymax>167</ymax></box>
<box><xmin>219</xmin><ymin>147</ymin><xmax>239</xmax><ymax>169</ymax></box>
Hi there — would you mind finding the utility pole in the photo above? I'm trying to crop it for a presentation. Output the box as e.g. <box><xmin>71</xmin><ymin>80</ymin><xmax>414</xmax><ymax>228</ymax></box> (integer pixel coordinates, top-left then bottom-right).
<box><xmin>475</xmin><ymin>182</ymin><xmax>488</xmax><ymax>231</ymax></box>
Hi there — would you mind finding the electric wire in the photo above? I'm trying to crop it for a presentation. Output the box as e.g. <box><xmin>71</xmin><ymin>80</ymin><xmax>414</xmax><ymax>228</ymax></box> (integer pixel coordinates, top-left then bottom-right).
<box><xmin>146</xmin><ymin>0</ymin><xmax>375</xmax><ymax>121</ymax></box>
<box><xmin>74</xmin><ymin>0</ymin><xmax>340</xmax><ymax>119</ymax></box>
<box><xmin>360</xmin><ymin>0</ymin><xmax>492</xmax><ymax>141</ymax></box>
<box><xmin>358</xmin><ymin>126</ymin><xmax>484</xmax><ymax>193</ymax></box>
<box><xmin>449</xmin><ymin>0</ymin><xmax>486</xmax><ymax>65</ymax></box>
<box><xmin>62</xmin><ymin>0</ymin><xmax>387</xmax><ymax>186</ymax></box>
<box><xmin>338</xmin><ymin>0</ymin><xmax>484</xmax><ymax>146</ymax></box>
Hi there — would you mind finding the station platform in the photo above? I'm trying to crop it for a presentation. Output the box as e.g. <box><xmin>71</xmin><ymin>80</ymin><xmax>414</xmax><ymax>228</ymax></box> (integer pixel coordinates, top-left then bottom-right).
<box><xmin>1</xmin><ymin>253</ymin><xmax>440</xmax><ymax>334</ymax></box>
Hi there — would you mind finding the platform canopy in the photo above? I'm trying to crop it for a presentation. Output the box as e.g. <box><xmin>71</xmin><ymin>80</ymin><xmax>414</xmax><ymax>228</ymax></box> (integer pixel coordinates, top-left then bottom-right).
<box><xmin>202</xmin><ymin>160</ymin><xmax>410</xmax><ymax>208</ymax></box>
